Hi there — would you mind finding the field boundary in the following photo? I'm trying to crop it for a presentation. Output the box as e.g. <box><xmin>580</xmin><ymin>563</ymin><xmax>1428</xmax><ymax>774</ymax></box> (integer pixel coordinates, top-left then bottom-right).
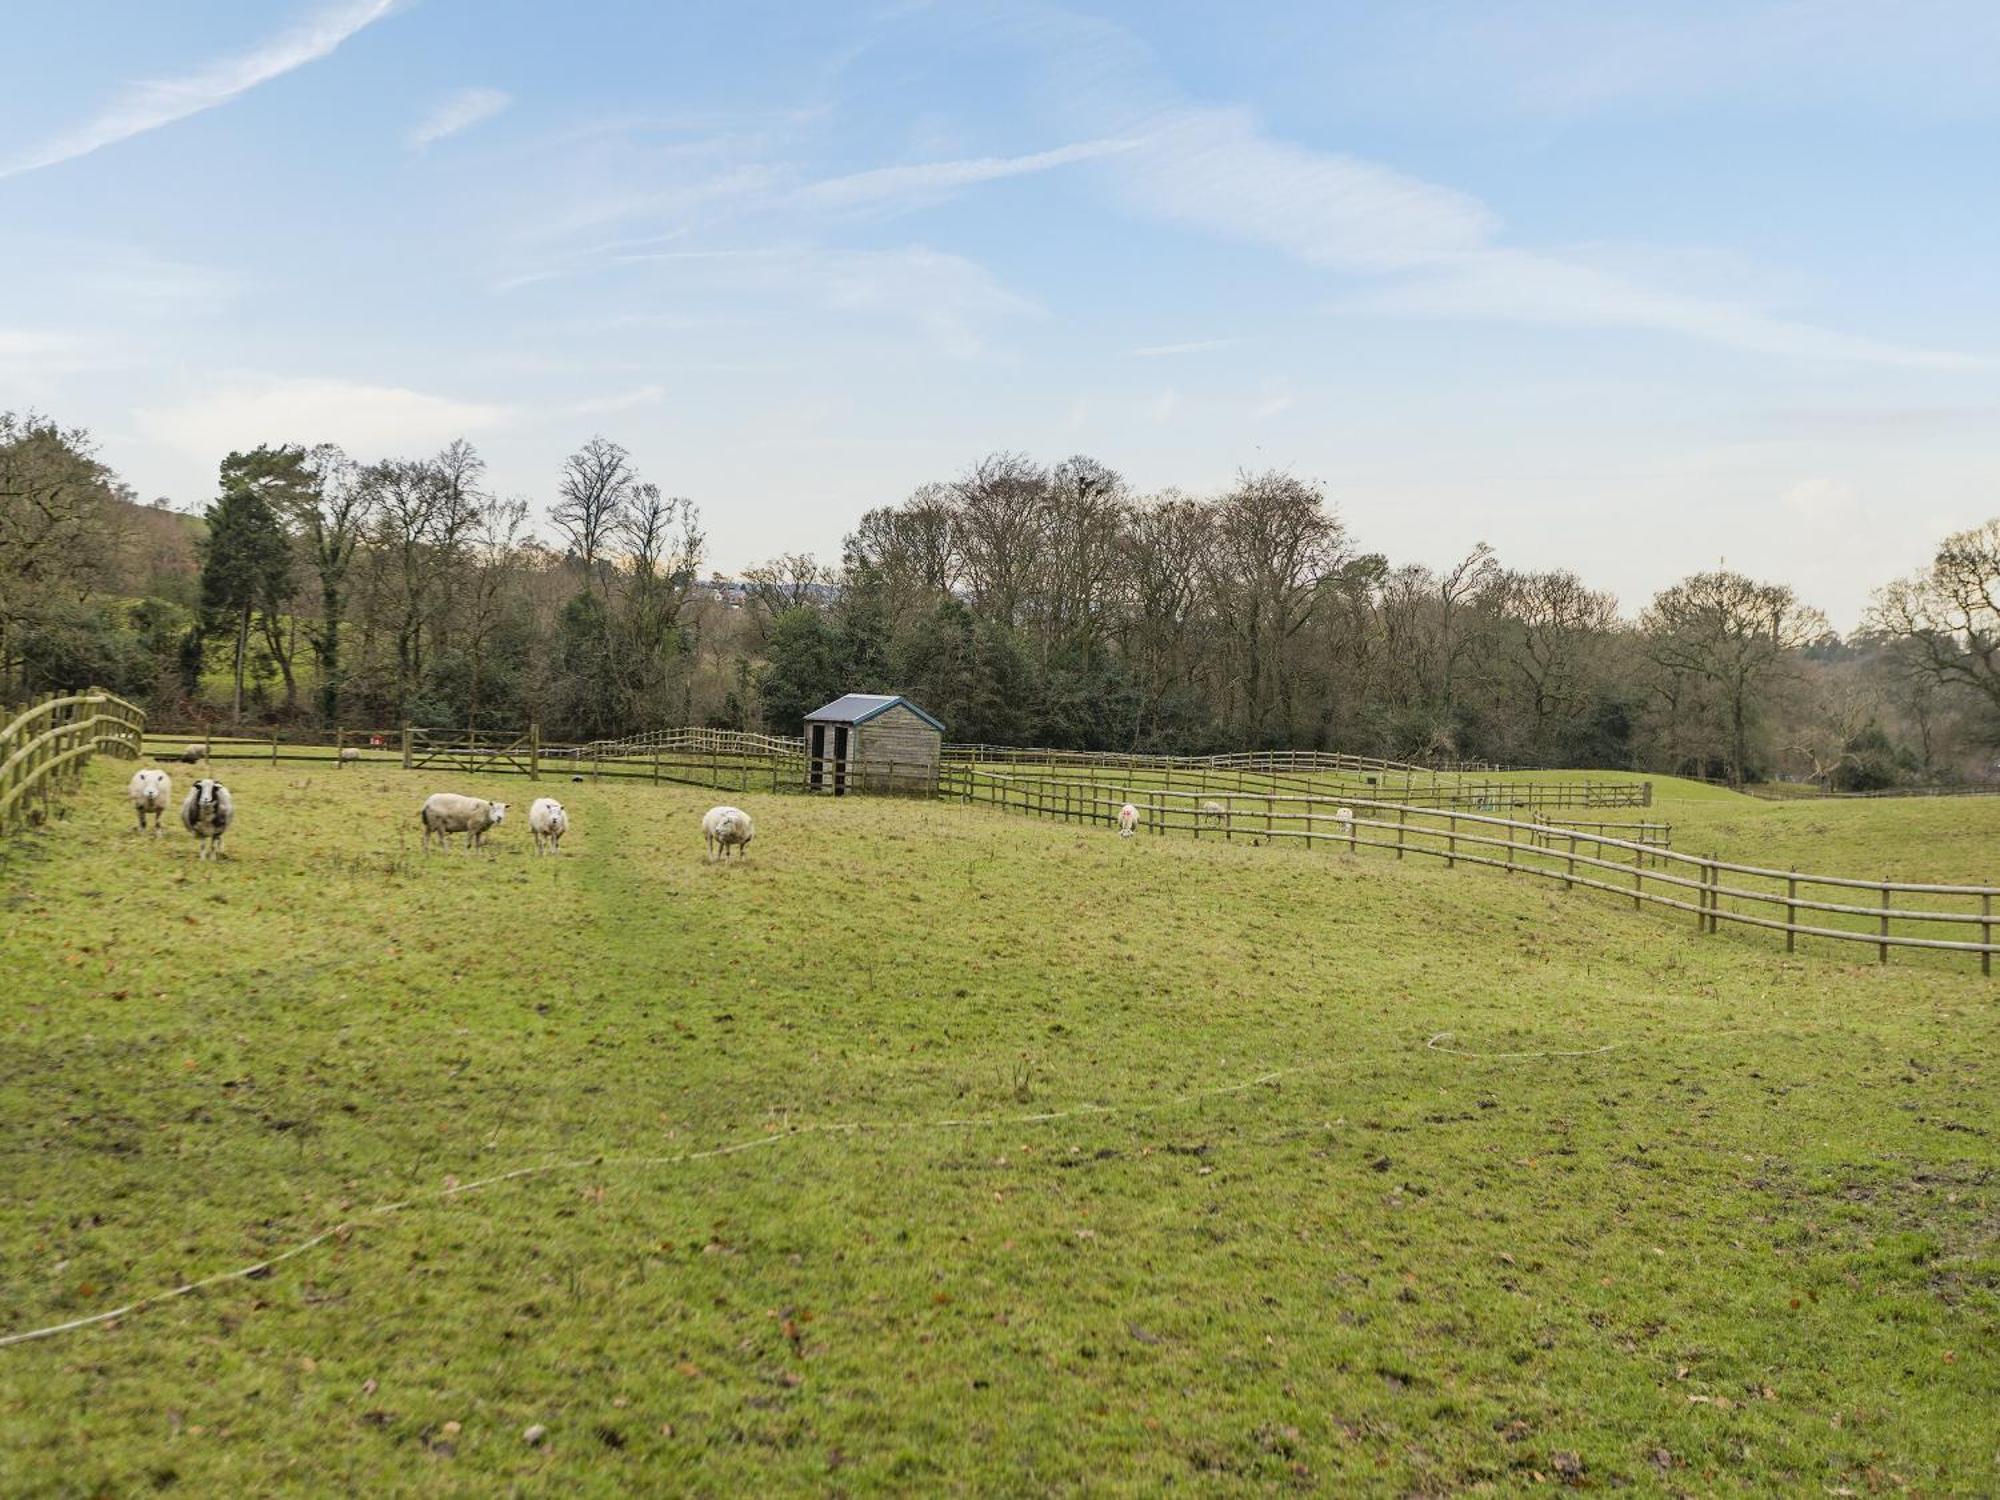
<box><xmin>0</xmin><ymin>688</ymin><xmax>146</xmax><ymax>836</ymax></box>
<box><xmin>944</xmin><ymin>764</ymin><xmax>2000</xmax><ymax>974</ymax></box>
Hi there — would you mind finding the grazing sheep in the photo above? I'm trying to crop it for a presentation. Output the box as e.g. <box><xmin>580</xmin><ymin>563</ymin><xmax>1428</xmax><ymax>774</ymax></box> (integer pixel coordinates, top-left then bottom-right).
<box><xmin>1197</xmin><ymin>799</ymin><xmax>1228</xmax><ymax>827</ymax></box>
<box><xmin>1334</xmin><ymin>806</ymin><xmax>1355</xmax><ymax>823</ymax></box>
<box><xmin>528</xmin><ymin>797</ymin><xmax>569</xmax><ymax>855</ymax></box>
<box><xmin>179</xmin><ymin>743</ymin><xmax>207</xmax><ymax>764</ymax></box>
<box><xmin>128</xmin><ymin>768</ymin><xmax>172</xmax><ymax>833</ymax></box>
<box><xmin>1117</xmin><ymin>802</ymin><xmax>1139</xmax><ymax>838</ymax></box>
<box><xmin>419</xmin><ymin>792</ymin><xmax>508</xmax><ymax>853</ymax></box>
<box><xmin>180</xmin><ymin>778</ymin><xmax>233</xmax><ymax>860</ymax></box>
<box><xmin>337</xmin><ymin>747</ymin><xmax>362</xmax><ymax>768</ymax></box>
<box><xmin>703</xmin><ymin>805</ymin><xmax>753</xmax><ymax>861</ymax></box>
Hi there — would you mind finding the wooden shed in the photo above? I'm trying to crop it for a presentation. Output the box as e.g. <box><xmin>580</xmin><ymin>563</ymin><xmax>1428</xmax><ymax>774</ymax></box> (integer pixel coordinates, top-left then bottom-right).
<box><xmin>804</xmin><ymin>693</ymin><xmax>944</xmax><ymax>796</ymax></box>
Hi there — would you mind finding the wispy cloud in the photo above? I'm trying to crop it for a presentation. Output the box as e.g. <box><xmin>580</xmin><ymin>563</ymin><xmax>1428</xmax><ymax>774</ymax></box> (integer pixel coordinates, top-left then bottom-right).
<box><xmin>408</xmin><ymin>87</ymin><xmax>512</xmax><ymax>149</ymax></box>
<box><xmin>799</xmin><ymin>137</ymin><xmax>1138</xmax><ymax>209</ymax></box>
<box><xmin>135</xmin><ymin>376</ymin><xmax>504</xmax><ymax>460</ymax></box>
<box><xmin>998</xmin><ymin>7</ymin><xmax>1990</xmax><ymax>370</ymax></box>
<box><xmin>569</xmin><ymin>383</ymin><xmax>668</xmax><ymax>416</ymax></box>
<box><xmin>1</xmin><ymin>0</ymin><xmax>402</xmax><ymax>180</ymax></box>
<box><xmin>1129</xmin><ymin>338</ymin><xmax>1236</xmax><ymax>358</ymax></box>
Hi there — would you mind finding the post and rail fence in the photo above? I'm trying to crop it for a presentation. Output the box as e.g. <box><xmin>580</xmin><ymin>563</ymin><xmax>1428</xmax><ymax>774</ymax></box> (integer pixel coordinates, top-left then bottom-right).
<box><xmin>0</xmin><ymin>689</ymin><xmax>146</xmax><ymax>836</ymax></box>
<box><xmin>939</xmin><ymin>764</ymin><xmax>2000</xmax><ymax>975</ymax></box>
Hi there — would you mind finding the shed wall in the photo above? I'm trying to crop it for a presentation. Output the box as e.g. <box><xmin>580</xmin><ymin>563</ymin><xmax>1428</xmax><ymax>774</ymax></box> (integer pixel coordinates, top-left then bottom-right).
<box><xmin>853</xmin><ymin>704</ymin><xmax>940</xmax><ymax>793</ymax></box>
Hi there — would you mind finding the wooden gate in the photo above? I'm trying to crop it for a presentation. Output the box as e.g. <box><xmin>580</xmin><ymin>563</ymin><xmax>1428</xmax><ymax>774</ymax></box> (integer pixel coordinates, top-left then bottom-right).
<box><xmin>402</xmin><ymin>725</ymin><xmax>540</xmax><ymax>779</ymax></box>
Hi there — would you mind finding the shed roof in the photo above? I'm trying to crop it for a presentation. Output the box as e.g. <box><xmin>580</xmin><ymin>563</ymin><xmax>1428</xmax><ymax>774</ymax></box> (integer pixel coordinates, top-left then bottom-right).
<box><xmin>804</xmin><ymin>693</ymin><xmax>945</xmax><ymax>732</ymax></box>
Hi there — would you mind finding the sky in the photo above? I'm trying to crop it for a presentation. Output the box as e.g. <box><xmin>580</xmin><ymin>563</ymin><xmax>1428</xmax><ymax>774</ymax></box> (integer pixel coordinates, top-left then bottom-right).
<box><xmin>4</xmin><ymin>0</ymin><xmax>1999</xmax><ymax>629</ymax></box>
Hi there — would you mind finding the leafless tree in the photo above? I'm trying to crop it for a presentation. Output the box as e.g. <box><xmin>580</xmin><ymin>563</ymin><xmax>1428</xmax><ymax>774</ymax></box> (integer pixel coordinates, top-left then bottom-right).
<box><xmin>1642</xmin><ymin>570</ymin><xmax>1827</xmax><ymax>785</ymax></box>
<box><xmin>552</xmin><ymin>435</ymin><xmax>639</xmax><ymax>588</ymax></box>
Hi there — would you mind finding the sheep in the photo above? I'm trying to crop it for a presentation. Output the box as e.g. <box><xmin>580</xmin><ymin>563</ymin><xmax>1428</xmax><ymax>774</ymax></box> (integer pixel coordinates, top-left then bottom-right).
<box><xmin>180</xmin><ymin>778</ymin><xmax>233</xmax><ymax>860</ymax></box>
<box><xmin>419</xmin><ymin>792</ymin><xmax>508</xmax><ymax>853</ymax></box>
<box><xmin>128</xmin><ymin>768</ymin><xmax>172</xmax><ymax>833</ymax></box>
<box><xmin>529</xmin><ymin>797</ymin><xmax>569</xmax><ymax>855</ymax></box>
<box><xmin>1197</xmin><ymin>799</ymin><xmax>1228</xmax><ymax>828</ymax></box>
<box><xmin>337</xmin><ymin>747</ymin><xmax>362</xmax><ymax>768</ymax></box>
<box><xmin>1117</xmin><ymin>802</ymin><xmax>1139</xmax><ymax>838</ymax></box>
<box><xmin>1334</xmin><ymin>806</ymin><xmax>1356</xmax><ymax>844</ymax></box>
<box><xmin>703</xmin><ymin>805</ymin><xmax>753</xmax><ymax>861</ymax></box>
<box><xmin>179</xmin><ymin>743</ymin><xmax>207</xmax><ymax>765</ymax></box>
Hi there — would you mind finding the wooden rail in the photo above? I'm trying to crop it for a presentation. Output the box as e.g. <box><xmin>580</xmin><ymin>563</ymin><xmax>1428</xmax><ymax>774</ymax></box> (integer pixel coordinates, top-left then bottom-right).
<box><xmin>0</xmin><ymin>689</ymin><xmax>146</xmax><ymax>835</ymax></box>
<box><xmin>941</xmin><ymin>766</ymin><xmax>2000</xmax><ymax>973</ymax></box>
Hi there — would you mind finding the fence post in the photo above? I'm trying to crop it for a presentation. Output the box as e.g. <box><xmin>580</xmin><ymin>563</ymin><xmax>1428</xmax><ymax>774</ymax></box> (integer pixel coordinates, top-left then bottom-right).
<box><xmin>1643</xmin><ymin>780</ymin><xmax>1654</xmax><ymax>809</ymax></box>
<box><xmin>1786</xmin><ymin>869</ymin><xmax>1798</xmax><ymax>955</ymax></box>
<box><xmin>401</xmin><ymin>724</ymin><xmax>413</xmax><ymax>769</ymax></box>
<box><xmin>271</xmin><ymin>728</ymin><xmax>280</xmax><ymax>766</ymax></box>
<box><xmin>528</xmin><ymin>723</ymin><xmax>541</xmax><ymax>783</ymax></box>
<box><xmin>1632</xmin><ymin>843</ymin><xmax>1643</xmax><ymax>909</ymax></box>
<box><xmin>1984</xmin><ymin>893</ymin><xmax>1993</xmax><ymax>978</ymax></box>
<box><xmin>1878</xmin><ymin>879</ymin><xmax>1890</xmax><ymax>965</ymax></box>
<box><xmin>1563</xmin><ymin>832</ymin><xmax>1575</xmax><ymax>891</ymax></box>
<box><xmin>1446</xmin><ymin>813</ymin><xmax>1456</xmax><ymax>868</ymax></box>
<box><xmin>1395</xmin><ymin>806</ymin><xmax>1407</xmax><ymax>860</ymax></box>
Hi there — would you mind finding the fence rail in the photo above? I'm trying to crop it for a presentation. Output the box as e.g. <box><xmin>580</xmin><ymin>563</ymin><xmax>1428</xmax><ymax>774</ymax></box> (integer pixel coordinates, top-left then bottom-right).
<box><xmin>941</xmin><ymin>765</ymin><xmax>1999</xmax><ymax>973</ymax></box>
<box><xmin>1</xmin><ymin>689</ymin><xmax>146</xmax><ymax>835</ymax></box>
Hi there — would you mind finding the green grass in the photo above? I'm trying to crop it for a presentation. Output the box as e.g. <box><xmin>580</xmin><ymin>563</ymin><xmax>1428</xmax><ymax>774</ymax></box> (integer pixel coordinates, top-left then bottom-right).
<box><xmin>1</xmin><ymin>760</ymin><xmax>1995</xmax><ymax>1494</ymax></box>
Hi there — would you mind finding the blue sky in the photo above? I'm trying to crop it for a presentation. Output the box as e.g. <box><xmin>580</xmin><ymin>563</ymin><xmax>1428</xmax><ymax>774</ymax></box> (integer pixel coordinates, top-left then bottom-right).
<box><xmin>4</xmin><ymin>0</ymin><xmax>1998</xmax><ymax>627</ymax></box>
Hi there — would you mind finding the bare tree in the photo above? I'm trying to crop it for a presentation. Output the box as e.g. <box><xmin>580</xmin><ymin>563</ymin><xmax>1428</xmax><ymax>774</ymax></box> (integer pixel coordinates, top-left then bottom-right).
<box><xmin>1869</xmin><ymin>519</ymin><xmax>2000</xmax><ymax>724</ymax></box>
<box><xmin>552</xmin><ymin>435</ymin><xmax>639</xmax><ymax>588</ymax></box>
<box><xmin>743</xmin><ymin>551</ymin><xmax>830</xmax><ymax>616</ymax></box>
<box><xmin>1643</xmin><ymin>570</ymin><xmax>1827</xmax><ymax>785</ymax></box>
<box><xmin>1495</xmin><ymin>569</ymin><xmax>1618</xmax><ymax>757</ymax></box>
<box><xmin>951</xmin><ymin>453</ymin><xmax>1046</xmax><ymax>630</ymax></box>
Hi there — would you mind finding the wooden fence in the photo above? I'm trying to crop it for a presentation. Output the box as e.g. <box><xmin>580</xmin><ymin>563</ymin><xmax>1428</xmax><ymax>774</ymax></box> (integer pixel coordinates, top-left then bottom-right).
<box><xmin>0</xmin><ymin>689</ymin><xmax>146</xmax><ymax>836</ymax></box>
<box><xmin>553</xmin><ymin>727</ymin><xmax>805</xmax><ymax>795</ymax></box>
<box><xmin>941</xmin><ymin>765</ymin><xmax>2000</xmax><ymax>973</ymax></box>
<box><xmin>949</xmin><ymin>749</ymin><xmax>1649</xmax><ymax>813</ymax></box>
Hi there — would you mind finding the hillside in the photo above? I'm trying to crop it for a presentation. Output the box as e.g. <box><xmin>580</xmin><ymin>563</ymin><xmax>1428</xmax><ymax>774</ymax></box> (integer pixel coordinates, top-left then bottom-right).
<box><xmin>0</xmin><ymin>761</ymin><xmax>1994</xmax><ymax>1493</ymax></box>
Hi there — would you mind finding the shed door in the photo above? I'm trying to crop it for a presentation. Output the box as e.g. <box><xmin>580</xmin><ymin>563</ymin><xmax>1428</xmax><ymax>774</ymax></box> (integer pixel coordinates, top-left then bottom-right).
<box><xmin>808</xmin><ymin>724</ymin><xmax>825</xmax><ymax>790</ymax></box>
<box><xmin>833</xmin><ymin>724</ymin><xmax>850</xmax><ymax>796</ymax></box>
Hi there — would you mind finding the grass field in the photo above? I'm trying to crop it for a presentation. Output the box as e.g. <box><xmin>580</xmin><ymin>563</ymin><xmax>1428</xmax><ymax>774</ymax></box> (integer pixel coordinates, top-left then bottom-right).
<box><xmin>2</xmin><ymin>758</ymin><xmax>1995</xmax><ymax>1494</ymax></box>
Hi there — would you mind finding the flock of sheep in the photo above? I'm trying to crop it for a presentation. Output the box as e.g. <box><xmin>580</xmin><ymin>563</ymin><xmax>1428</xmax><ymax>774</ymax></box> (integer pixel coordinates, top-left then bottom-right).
<box><xmin>125</xmin><ymin>749</ymin><xmax>756</xmax><ymax>862</ymax></box>
<box><xmin>126</xmin><ymin>748</ymin><xmax>1352</xmax><ymax>859</ymax></box>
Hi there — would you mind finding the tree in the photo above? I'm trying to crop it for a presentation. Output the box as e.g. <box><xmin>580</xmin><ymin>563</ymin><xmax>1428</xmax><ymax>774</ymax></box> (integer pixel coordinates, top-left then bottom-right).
<box><xmin>756</xmin><ymin>607</ymin><xmax>849</xmax><ymax>733</ymax></box>
<box><xmin>1870</xmin><ymin>519</ymin><xmax>2000</xmax><ymax>728</ymax></box>
<box><xmin>199</xmin><ymin>470</ymin><xmax>295</xmax><ymax>721</ymax></box>
<box><xmin>1494</xmin><ymin>569</ymin><xmax>1618</xmax><ymax>760</ymax></box>
<box><xmin>297</xmin><ymin>444</ymin><xmax>370</xmax><ymax>721</ymax></box>
<box><xmin>0</xmin><ymin>413</ymin><xmax>124</xmax><ymax>694</ymax></box>
<box><xmin>1642</xmin><ymin>570</ymin><xmax>1827</xmax><ymax>785</ymax></box>
<box><xmin>216</xmin><ymin>446</ymin><xmax>319</xmax><ymax>713</ymax></box>
<box><xmin>552</xmin><ymin>436</ymin><xmax>638</xmax><ymax>589</ymax></box>
<box><xmin>1207</xmin><ymin>470</ymin><xmax>1345</xmax><ymax>742</ymax></box>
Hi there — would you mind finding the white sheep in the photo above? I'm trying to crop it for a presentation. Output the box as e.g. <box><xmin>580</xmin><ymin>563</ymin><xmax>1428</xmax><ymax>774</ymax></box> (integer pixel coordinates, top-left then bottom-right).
<box><xmin>128</xmin><ymin>768</ymin><xmax>172</xmax><ymax>833</ymax></box>
<box><xmin>419</xmin><ymin>792</ymin><xmax>508</xmax><ymax>853</ymax></box>
<box><xmin>1334</xmin><ymin>806</ymin><xmax>1355</xmax><ymax>844</ymax></box>
<box><xmin>1117</xmin><ymin>802</ymin><xmax>1139</xmax><ymax>838</ymax></box>
<box><xmin>703</xmin><ymin>805</ymin><xmax>753</xmax><ymax>861</ymax></box>
<box><xmin>529</xmin><ymin>797</ymin><xmax>569</xmax><ymax>855</ymax></box>
<box><xmin>1197</xmin><ymin>799</ymin><xmax>1228</xmax><ymax>827</ymax></box>
<box><xmin>180</xmin><ymin>778</ymin><xmax>233</xmax><ymax>860</ymax></box>
<box><xmin>337</xmin><ymin>747</ymin><xmax>361</xmax><ymax>768</ymax></box>
<box><xmin>179</xmin><ymin>743</ymin><xmax>207</xmax><ymax>764</ymax></box>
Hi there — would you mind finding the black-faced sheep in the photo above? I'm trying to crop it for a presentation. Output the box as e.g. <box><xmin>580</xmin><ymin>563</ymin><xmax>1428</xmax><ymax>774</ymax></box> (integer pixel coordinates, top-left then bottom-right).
<box><xmin>181</xmin><ymin>778</ymin><xmax>232</xmax><ymax>859</ymax></box>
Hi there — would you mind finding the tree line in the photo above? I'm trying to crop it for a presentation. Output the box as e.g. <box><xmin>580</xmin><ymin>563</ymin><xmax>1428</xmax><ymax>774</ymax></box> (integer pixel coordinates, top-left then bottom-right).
<box><xmin>4</xmin><ymin>408</ymin><xmax>1998</xmax><ymax>786</ymax></box>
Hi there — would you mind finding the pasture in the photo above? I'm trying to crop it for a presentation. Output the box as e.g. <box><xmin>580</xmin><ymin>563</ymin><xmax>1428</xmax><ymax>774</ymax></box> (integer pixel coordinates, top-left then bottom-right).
<box><xmin>1</xmin><ymin>759</ymin><xmax>1995</xmax><ymax>1494</ymax></box>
